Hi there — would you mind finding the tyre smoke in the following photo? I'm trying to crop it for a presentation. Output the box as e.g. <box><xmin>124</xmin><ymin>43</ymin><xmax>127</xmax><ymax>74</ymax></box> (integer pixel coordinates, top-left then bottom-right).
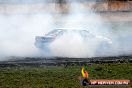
<box><xmin>0</xmin><ymin>0</ymin><xmax>132</xmax><ymax>60</ymax></box>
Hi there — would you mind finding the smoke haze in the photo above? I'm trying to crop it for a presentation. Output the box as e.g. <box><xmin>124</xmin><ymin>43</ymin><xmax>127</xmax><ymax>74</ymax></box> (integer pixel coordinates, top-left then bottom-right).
<box><xmin>0</xmin><ymin>0</ymin><xmax>132</xmax><ymax>60</ymax></box>
<box><xmin>0</xmin><ymin>14</ymin><xmax>54</xmax><ymax>58</ymax></box>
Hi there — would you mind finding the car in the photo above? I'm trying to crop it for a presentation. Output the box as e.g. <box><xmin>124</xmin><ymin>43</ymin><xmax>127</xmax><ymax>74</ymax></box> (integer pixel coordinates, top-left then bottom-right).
<box><xmin>35</xmin><ymin>29</ymin><xmax>66</xmax><ymax>51</ymax></box>
<box><xmin>35</xmin><ymin>29</ymin><xmax>112</xmax><ymax>56</ymax></box>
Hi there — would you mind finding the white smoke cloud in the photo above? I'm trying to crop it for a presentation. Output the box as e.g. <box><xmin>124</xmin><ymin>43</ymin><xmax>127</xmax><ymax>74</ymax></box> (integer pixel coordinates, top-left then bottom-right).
<box><xmin>48</xmin><ymin>2</ymin><xmax>132</xmax><ymax>57</ymax></box>
<box><xmin>0</xmin><ymin>1</ymin><xmax>132</xmax><ymax>60</ymax></box>
<box><xmin>0</xmin><ymin>14</ymin><xmax>54</xmax><ymax>59</ymax></box>
<box><xmin>48</xmin><ymin>2</ymin><xmax>111</xmax><ymax>57</ymax></box>
<box><xmin>49</xmin><ymin>32</ymin><xmax>101</xmax><ymax>57</ymax></box>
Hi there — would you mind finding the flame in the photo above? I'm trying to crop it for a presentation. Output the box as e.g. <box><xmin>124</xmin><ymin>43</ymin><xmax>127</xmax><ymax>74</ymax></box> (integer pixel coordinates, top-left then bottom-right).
<box><xmin>81</xmin><ymin>67</ymin><xmax>88</xmax><ymax>78</ymax></box>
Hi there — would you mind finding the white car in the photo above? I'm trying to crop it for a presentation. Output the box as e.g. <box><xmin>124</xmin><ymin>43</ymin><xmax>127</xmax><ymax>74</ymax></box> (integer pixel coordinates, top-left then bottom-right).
<box><xmin>35</xmin><ymin>29</ymin><xmax>113</xmax><ymax>56</ymax></box>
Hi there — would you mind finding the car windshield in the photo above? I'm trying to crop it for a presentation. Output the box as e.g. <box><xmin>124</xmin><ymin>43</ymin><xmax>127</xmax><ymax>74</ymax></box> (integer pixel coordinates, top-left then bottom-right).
<box><xmin>45</xmin><ymin>29</ymin><xmax>64</xmax><ymax>37</ymax></box>
<box><xmin>45</xmin><ymin>29</ymin><xmax>95</xmax><ymax>38</ymax></box>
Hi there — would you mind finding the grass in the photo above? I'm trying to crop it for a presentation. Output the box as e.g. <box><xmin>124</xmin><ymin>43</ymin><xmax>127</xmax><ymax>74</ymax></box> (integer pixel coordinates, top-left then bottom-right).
<box><xmin>0</xmin><ymin>63</ymin><xmax>132</xmax><ymax>88</ymax></box>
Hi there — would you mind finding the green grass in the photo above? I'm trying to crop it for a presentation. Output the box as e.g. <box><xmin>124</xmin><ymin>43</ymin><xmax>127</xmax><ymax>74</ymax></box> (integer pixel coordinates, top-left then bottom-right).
<box><xmin>0</xmin><ymin>63</ymin><xmax>132</xmax><ymax>88</ymax></box>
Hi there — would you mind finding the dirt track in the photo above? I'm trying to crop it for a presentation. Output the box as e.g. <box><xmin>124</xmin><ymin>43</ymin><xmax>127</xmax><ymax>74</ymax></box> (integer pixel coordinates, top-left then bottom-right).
<box><xmin>0</xmin><ymin>56</ymin><xmax>132</xmax><ymax>67</ymax></box>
